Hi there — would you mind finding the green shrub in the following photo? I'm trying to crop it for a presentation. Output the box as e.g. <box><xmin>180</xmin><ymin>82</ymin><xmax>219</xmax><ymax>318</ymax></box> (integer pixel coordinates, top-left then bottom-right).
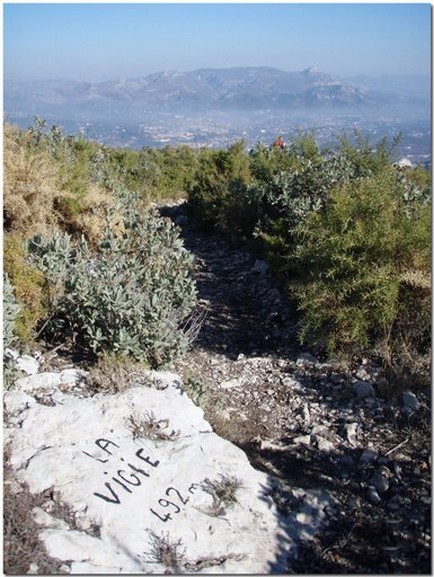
<box><xmin>335</xmin><ymin>130</ymin><xmax>401</xmax><ymax>177</ymax></box>
<box><xmin>28</xmin><ymin>198</ymin><xmax>197</xmax><ymax>367</ymax></box>
<box><xmin>292</xmin><ymin>166</ymin><xmax>431</xmax><ymax>358</ymax></box>
<box><xmin>104</xmin><ymin>145</ymin><xmax>199</xmax><ymax>202</ymax></box>
<box><xmin>187</xmin><ymin>141</ymin><xmax>251</xmax><ymax>231</ymax></box>
<box><xmin>240</xmin><ymin>144</ymin><xmax>358</xmax><ymax>274</ymax></box>
<box><xmin>3</xmin><ymin>233</ymin><xmax>47</xmax><ymax>342</ymax></box>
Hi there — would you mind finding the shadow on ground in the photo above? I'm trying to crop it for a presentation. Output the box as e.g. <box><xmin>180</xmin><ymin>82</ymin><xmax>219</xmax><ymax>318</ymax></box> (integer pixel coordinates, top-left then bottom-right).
<box><xmin>239</xmin><ymin>441</ymin><xmax>432</xmax><ymax>574</ymax></box>
<box><xmin>164</xmin><ymin>211</ymin><xmax>301</xmax><ymax>359</ymax></box>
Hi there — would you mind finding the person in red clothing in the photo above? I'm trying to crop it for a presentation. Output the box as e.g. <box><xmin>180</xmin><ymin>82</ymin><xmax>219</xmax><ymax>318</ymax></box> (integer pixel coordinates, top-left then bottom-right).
<box><xmin>273</xmin><ymin>135</ymin><xmax>286</xmax><ymax>149</ymax></box>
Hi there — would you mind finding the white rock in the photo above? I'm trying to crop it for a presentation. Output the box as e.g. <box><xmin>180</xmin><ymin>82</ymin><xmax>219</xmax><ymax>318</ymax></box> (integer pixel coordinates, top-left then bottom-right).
<box><xmin>4</xmin><ymin>391</ymin><xmax>37</xmax><ymax>419</ymax></box>
<box><xmin>69</xmin><ymin>561</ymin><xmax>121</xmax><ymax>574</ymax></box>
<box><xmin>296</xmin><ymin>353</ymin><xmax>319</xmax><ymax>367</ymax></box>
<box><xmin>367</xmin><ymin>486</ymin><xmax>382</xmax><ymax>504</ymax></box>
<box><xmin>302</xmin><ymin>405</ymin><xmax>311</xmax><ymax>425</ymax></box>
<box><xmin>355</xmin><ymin>367</ymin><xmax>370</xmax><ymax>381</ymax></box>
<box><xmin>310</xmin><ymin>425</ymin><xmax>329</xmax><ymax>436</ymax></box>
<box><xmin>7</xmin><ymin>373</ymin><xmax>321</xmax><ymax>574</ymax></box>
<box><xmin>345</xmin><ymin>423</ymin><xmax>359</xmax><ymax>447</ymax></box>
<box><xmin>281</xmin><ymin>376</ymin><xmax>301</xmax><ymax>389</ymax></box>
<box><xmin>260</xmin><ymin>440</ymin><xmax>286</xmax><ymax>452</ymax></box>
<box><xmin>15</xmin><ymin>372</ymin><xmax>65</xmax><ymax>393</ymax></box>
<box><xmin>51</xmin><ymin>392</ymin><xmax>66</xmax><ymax>405</ymax></box>
<box><xmin>33</xmin><ymin>507</ymin><xmax>70</xmax><ymax>531</ymax></box>
<box><xmin>16</xmin><ymin>354</ymin><xmax>40</xmax><ymax>375</ymax></box>
<box><xmin>292</xmin><ymin>434</ymin><xmax>311</xmax><ymax>446</ymax></box>
<box><xmin>60</xmin><ymin>368</ymin><xmax>87</xmax><ymax>384</ymax></box>
<box><xmin>14</xmin><ymin>368</ymin><xmax>88</xmax><ymax>395</ymax></box>
<box><xmin>5</xmin><ymin>347</ymin><xmax>19</xmax><ymax>360</ymax></box>
<box><xmin>219</xmin><ymin>378</ymin><xmax>242</xmax><ymax>390</ymax></box>
<box><xmin>316</xmin><ymin>437</ymin><xmax>334</xmax><ymax>452</ymax></box>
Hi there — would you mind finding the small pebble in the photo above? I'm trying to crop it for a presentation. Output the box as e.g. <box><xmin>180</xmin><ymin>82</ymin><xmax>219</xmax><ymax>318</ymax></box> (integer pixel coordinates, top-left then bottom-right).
<box><xmin>370</xmin><ymin>472</ymin><xmax>390</xmax><ymax>494</ymax></box>
<box><xmin>360</xmin><ymin>448</ymin><xmax>379</xmax><ymax>463</ymax></box>
<box><xmin>367</xmin><ymin>486</ymin><xmax>382</xmax><ymax>504</ymax></box>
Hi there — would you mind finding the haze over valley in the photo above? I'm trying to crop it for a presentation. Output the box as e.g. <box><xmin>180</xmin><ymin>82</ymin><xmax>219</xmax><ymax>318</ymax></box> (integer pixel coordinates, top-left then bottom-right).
<box><xmin>5</xmin><ymin>66</ymin><xmax>430</xmax><ymax>164</ymax></box>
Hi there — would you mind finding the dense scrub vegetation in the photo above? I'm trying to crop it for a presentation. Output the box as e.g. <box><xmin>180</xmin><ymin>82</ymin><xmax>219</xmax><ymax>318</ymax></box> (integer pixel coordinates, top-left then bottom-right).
<box><xmin>3</xmin><ymin>120</ymin><xmax>199</xmax><ymax>370</ymax></box>
<box><xmin>3</xmin><ymin>119</ymin><xmax>431</xmax><ymax>385</ymax></box>
<box><xmin>186</xmin><ymin>131</ymin><xmax>431</xmax><ymax>376</ymax></box>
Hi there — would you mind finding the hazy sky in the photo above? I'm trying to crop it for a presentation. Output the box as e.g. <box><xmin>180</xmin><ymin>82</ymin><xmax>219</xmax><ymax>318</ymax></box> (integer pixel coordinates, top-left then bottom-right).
<box><xmin>4</xmin><ymin>3</ymin><xmax>431</xmax><ymax>82</ymax></box>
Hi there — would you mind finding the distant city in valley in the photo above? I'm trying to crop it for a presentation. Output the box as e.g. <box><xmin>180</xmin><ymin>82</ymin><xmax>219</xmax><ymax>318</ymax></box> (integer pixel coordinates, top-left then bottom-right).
<box><xmin>5</xmin><ymin>67</ymin><xmax>431</xmax><ymax>165</ymax></box>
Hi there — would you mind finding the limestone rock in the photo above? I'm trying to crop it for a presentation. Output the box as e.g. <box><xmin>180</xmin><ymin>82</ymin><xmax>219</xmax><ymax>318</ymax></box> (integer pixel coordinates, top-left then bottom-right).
<box><xmin>5</xmin><ymin>370</ymin><xmax>313</xmax><ymax>574</ymax></box>
<box><xmin>367</xmin><ymin>486</ymin><xmax>382</xmax><ymax>504</ymax></box>
<box><xmin>295</xmin><ymin>353</ymin><xmax>319</xmax><ymax>367</ymax></box>
<box><xmin>16</xmin><ymin>354</ymin><xmax>40</xmax><ymax>375</ymax></box>
<box><xmin>345</xmin><ymin>423</ymin><xmax>359</xmax><ymax>447</ymax></box>
<box><xmin>14</xmin><ymin>369</ymin><xmax>87</xmax><ymax>394</ymax></box>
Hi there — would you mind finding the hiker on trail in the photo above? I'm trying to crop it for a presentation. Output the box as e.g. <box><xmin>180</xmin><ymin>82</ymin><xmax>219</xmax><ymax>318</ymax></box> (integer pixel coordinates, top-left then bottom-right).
<box><xmin>272</xmin><ymin>135</ymin><xmax>286</xmax><ymax>149</ymax></box>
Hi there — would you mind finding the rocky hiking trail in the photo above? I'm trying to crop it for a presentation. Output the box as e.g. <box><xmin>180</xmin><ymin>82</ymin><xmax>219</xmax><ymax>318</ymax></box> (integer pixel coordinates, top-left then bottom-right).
<box><xmin>162</xmin><ymin>201</ymin><xmax>432</xmax><ymax>574</ymax></box>
<box><xmin>3</xmin><ymin>201</ymin><xmax>430</xmax><ymax>575</ymax></box>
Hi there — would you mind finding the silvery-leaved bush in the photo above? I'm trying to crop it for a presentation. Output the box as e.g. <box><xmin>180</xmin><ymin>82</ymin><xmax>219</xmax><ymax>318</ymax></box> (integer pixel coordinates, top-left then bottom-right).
<box><xmin>29</xmin><ymin>196</ymin><xmax>197</xmax><ymax>367</ymax></box>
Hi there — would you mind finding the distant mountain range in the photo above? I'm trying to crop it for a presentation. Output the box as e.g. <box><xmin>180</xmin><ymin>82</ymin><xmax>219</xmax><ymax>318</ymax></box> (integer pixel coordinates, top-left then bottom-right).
<box><xmin>5</xmin><ymin>66</ymin><xmax>430</xmax><ymax>119</ymax></box>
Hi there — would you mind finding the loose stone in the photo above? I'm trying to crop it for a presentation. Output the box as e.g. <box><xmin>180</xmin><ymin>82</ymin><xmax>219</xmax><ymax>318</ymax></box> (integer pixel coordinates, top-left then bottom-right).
<box><xmin>360</xmin><ymin>448</ymin><xmax>379</xmax><ymax>463</ymax></box>
<box><xmin>402</xmin><ymin>391</ymin><xmax>420</xmax><ymax>411</ymax></box>
<box><xmin>367</xmin><ymin>486</ymin><xmax>382</xmax><ymax>504</ymax></box>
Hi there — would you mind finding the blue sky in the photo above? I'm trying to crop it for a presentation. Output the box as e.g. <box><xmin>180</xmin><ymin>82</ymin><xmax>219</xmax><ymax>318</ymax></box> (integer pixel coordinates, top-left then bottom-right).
<box><xmin>4</xmin><ymin>3</ymin><xmax>431</xmax><ymax>82</ymax></box>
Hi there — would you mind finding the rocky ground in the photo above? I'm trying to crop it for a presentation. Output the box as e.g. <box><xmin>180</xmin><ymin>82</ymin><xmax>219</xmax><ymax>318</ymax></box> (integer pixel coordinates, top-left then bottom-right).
<box><xmin>162</xmin><ymin>201</ymin><xmax>432</xmax><ymax>574</ymax></box>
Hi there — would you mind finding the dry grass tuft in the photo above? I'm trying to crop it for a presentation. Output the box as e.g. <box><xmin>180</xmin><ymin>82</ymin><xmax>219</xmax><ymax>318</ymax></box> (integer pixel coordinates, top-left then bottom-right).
<box><xmin>146</xmin><ymin>531</ymin><xmax>186</xmax><ymax>570</ymax></box>
<box><xmin>56</xmin><ymin>183</ymin><xmax>119</xmax><ymax>247</ymax></box>
<box><xmin>86</xmin><ymin>354</ymin><xmax>151</xmax><ymax>393</ymax></box>
<box><xmin>3</xmin><ymin>446</ymin><xmax>65</xmax><ymax>575</ymax></box>
<box><xmin>204</xmin><ymin>473</ymin><xmax>244</xmax><ymax>505</ymax></box>
<box><xmin>4</xmin><ymin>126</ymin><xmax>64</xmax><ymax>238</ymax></box>
<box><xmin>126</xmin><ymin>411</ymin><xmax>181</xmax><ymax>441</ymax></box>
<box><xmin>199</xmin><ymin>473</ymin><xmax>244</xmax><ymax>516</ymax></box>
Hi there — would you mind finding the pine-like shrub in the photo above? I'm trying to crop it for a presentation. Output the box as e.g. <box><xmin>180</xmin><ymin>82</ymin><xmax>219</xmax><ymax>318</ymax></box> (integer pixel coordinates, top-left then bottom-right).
<box><xmin>28</xmin><ymin>200</ymin><xmax>197</xmax><ymax>367</ymax></box>
<box><xmin>292</xmin><ymin>166</ymin><xmax>431</xmax><ymax>358</ymax></box>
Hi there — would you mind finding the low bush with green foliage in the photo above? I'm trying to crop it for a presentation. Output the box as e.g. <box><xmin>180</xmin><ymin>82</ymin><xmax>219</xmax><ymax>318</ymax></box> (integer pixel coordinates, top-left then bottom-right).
<box><xmin>186</xmin><ymin>130</ymin><xmax>431</xmax><ymax>367</ymax></box>
<box><xmin>3</xmin><ymin>233</ymin><xmax>47</xmax><ymax>342</ymax></box>
<box><xmin>4</xmin><ymin>120</ymin><xmax>202</xmax><ymax>363</ymax></box>
<box><xmin>292</xmin><ymin>166</ymin><xmax>431</xmax><ymax>359</ymax></box>
<box><xmin>187</xmin><ymin>141</ymin><xmax>251</xmax><ymax>232</ymax></box>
